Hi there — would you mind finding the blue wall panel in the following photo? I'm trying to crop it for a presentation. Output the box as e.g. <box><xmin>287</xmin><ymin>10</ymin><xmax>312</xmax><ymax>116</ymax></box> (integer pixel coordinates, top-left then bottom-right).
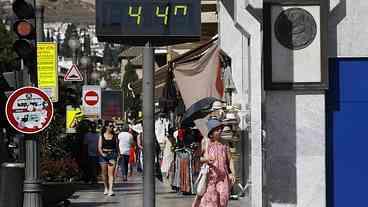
<box><xmin>327</xmin><ymin>58</ymin><xmax>368</xmax><ymax>207</ymax></box>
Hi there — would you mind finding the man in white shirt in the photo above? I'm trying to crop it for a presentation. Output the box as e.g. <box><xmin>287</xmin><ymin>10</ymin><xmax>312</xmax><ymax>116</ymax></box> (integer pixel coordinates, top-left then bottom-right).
<box><xmin>117</xmin><ymin>124</ymin><xmax>133</xmax><ymax>181</ymax></box>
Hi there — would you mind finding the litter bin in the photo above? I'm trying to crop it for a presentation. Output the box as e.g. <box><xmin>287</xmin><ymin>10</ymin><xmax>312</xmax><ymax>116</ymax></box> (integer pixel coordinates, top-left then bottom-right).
<box><xmin>0</xmin><ymin>162</ymin><xmax>25</xmax><ymax>207</ymax></box>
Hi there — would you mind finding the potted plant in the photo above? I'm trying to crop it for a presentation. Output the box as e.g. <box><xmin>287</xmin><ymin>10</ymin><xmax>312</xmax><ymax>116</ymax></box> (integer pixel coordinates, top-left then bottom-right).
<box><xmin>41</xmin><ymin>157</ymin><xmax>79</xmax><ymax>206</ymax></box>
<box><xmin>39</xmin><ymin>113</ymin><xmax>82</xmax><ymax>206</ymax></box>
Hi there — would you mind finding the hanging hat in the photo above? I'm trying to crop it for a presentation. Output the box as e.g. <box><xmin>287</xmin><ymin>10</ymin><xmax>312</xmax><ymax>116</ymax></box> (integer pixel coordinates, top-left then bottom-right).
<box><xmin>211</xmin><ymin>101</ymin><xmax>224</xmax><ymax>110</ymax></box>
<box><xmin>207</xmin><ymin>119</ymin><xmax>224</xmax><ymax>137</ymax></box>
<box><xmin>130</xmin><ymin>123</ymin><xmax>143</xmax><ymax>133</ymax></box>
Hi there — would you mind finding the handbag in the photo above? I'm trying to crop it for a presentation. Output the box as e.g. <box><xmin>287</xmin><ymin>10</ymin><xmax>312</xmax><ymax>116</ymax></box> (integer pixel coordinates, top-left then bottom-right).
<box><xmin>195</xmin><ymin>163</ymin><xmax>209</xmax><ymax>196</ymax></box>
<box><xmin>195</xmin><ymin>139</ymin><xmax>210</xmax><ymax>196</ymax></box>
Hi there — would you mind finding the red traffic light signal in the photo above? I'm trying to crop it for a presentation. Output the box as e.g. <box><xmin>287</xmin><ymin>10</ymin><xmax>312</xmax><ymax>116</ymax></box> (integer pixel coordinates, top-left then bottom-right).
<box><xmin>13</xmin><ymin>20</ymin><xmax>35</xmax><ymax>38</ymax></box>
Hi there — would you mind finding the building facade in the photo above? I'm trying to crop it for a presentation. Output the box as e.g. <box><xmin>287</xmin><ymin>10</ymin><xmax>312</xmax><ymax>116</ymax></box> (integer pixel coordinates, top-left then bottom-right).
<box><xmin>218</xmin><ymin>0</ymin><xmax>366</xmax><ymax>207</ymax></box>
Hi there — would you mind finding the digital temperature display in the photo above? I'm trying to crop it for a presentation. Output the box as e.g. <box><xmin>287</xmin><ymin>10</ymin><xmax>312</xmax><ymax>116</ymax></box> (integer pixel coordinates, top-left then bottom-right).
<box><xmin>96</xmin><ymin>0</ymin><xmax>201</xmax><ymax>46</ymax></box>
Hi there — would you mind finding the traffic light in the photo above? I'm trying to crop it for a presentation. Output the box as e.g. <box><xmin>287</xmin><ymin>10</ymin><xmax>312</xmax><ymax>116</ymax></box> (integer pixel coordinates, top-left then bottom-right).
<box><xmin>12</xmin><ymin>0</ymin><xmax>36</xmax><ymax>83</ymax></box>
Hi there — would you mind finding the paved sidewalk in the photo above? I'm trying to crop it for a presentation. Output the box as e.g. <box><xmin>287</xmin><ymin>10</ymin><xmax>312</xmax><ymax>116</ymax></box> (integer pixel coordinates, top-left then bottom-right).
<box><xmin>69</xmin><ymin>176</ymin><xmax>250</xmax><ymax>207</ymax></box>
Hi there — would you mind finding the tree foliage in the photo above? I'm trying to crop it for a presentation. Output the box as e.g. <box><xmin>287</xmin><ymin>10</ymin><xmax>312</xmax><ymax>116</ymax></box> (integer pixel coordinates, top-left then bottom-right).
<box><xmin>84</xmin><ymin>34</ymin><xmax>91</xmax><ymax>56</ymax></box>
<box><xmin>0</xmin><ymin>22</ymin><xmax>18</xmax><ymax>72</ymax></box>
<box><xmin>61</xmin><ymin>23</ymin><xmax>78</xmax><ymax>58</ymax></box>
<box><xmin>103</xmin><ymin>43</ymin><xmax>113</xmax><ymax>66</ymax></box>
<box><xmin>122</xmin><ymin>62</ymin><xmax>141</xmax><ymax>119</ymax></box>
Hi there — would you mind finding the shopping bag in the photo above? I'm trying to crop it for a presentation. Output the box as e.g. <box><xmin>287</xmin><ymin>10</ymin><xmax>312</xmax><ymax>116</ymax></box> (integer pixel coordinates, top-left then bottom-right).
<box><xmin>195</xmin><ymin>163</ymin><xmax>209</xmax><ymax>196</ymax></box>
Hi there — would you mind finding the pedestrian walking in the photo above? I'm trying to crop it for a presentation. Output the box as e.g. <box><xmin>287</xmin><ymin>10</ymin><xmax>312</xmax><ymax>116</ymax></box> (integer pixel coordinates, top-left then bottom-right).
<box><xmin>98</xmin><ymin>121</ymin><xmax>118</xmax><ymax>196</ymax></box>
<box><xmin>130</xmin><ymin>123</ymin><xmax>144</xmax><ymax>173</ymax></box>
<box><xmin>135</xmin><ymin>126</ymin><xmax>144</xmax><ymax>172</ymax></box>
<box><xmin>117</xmin><ymin>124</ymin><xmax>133</xmax><ymax>181</ymax></box>
<box><xmin>83</xmin><ymin>122</ymin><xmax>99</xmax><ymax>184</ymax></box>
<box><xmin>161</xmin><ymin>128</ymin><xmax>175</xmax><ymax>179</ymax></box>
<box><xmin>192</xmin><ymin>118</ymin><xmax>236</xmax><ymax>207</ymax></box>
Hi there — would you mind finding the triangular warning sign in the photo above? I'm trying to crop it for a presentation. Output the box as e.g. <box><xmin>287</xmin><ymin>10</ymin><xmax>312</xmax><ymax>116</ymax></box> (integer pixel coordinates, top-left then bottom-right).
<box><xmin>64</xmin><ymin>64</ymin><xmax>83</xmax><ymax>81</ymax></box>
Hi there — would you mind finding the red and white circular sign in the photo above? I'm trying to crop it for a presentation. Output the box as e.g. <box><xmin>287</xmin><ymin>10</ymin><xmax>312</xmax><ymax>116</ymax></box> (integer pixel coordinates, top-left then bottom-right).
<box><xmin>5</xmin><ymin>87</ymin><xmax>54</xmax><ymax>134</ymax></box>
<box><xmin>84</xmin><ymin>90</ymin><xmax>99</xmax><ymax>106</ymax></box>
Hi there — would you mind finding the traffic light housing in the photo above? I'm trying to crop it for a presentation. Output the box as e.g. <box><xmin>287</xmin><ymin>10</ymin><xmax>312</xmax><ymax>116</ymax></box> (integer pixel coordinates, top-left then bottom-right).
<box><xmin>12</xmin><ymin>0</ymin><xmax>36</xmax><ymax>83</ymax></box>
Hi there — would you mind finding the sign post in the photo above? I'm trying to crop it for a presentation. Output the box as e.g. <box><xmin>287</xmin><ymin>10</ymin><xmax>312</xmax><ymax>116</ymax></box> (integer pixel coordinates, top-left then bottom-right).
<box><xmin>5</xmin><ymin>86</ymin><xmax>54</xmax><ymax>207</ymax></box>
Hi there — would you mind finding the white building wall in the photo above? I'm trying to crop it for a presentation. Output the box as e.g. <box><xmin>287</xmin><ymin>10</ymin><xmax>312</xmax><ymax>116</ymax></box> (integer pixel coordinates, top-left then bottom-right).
<box><xmin>218</xmin><ymin>0</ymin><xmax>251</xmax><ymax>199</ymax></box>
<box><xmin>265</xmin><ymin>92</ymin><xmax>326</xmax><ymax>207</ymax></box>
<box><xmin>219</xmin><ymin>0</ymin><xmax>263</xmax><ymax>207</ymax></box>
<box><xmin>219</xmin><ymin>3</ymin><xmax>250</xmax><ymax>115</ymax></box>
<box><xmin>219</xmin><ymin>1</ymin><xmax>364</xmax><ymax>207</ymax></box>
<box><xmin>263</xmin><ymin>1</ymin><xmax>364</xmax><ymax>207</ymax></box>
<box><xmin>329</xmin><ymin>0</ymin><xmax>368</xmax><ymax>57</ymax></box>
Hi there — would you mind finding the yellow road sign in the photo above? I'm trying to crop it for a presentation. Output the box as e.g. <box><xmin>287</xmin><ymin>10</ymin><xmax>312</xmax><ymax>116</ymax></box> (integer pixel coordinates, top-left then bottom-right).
<box><xmin>66</xmin><ymin>106</ymin><xmax>83</xmax><ymax>133</ymax></box>
<box><xmin>37</xmin><ymin>42</ymin><xmax>58</xmax><ymax>102</ymax></box>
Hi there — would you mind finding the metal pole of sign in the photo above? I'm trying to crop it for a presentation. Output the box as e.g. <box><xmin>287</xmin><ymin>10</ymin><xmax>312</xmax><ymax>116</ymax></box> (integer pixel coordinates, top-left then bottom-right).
<box><xmin>23</xmin><ymin>1</ymin><xmax>44</xmax><ymax>206</ymax></box>
<box><xmin>23</xmin><ymin>134</ymin><xmax>42</xmax><ymax>207</ymax></box>
<box><xmin>143</xmin><ymin>41</ymin><xmax>155</xmax><ymax>207</ymax></box>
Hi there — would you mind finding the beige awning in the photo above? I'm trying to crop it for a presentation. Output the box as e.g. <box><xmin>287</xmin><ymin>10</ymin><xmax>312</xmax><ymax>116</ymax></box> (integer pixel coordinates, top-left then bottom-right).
<box><xmin>130</xmin><ymin>37</ymin><xmax>218</xmax><ymax>96</ymax></box>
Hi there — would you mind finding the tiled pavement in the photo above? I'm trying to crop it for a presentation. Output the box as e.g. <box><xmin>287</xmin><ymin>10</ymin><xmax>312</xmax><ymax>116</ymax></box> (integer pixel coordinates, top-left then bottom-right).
<box><xmin>68</xmin><ymin>176</ymin><xmax>250</xmax><ymax>207</ymax></box>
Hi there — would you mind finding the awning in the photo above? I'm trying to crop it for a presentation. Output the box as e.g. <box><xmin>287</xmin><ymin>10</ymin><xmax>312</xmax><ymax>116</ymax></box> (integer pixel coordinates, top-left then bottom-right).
<box><xmin>130</xmin><ymin>37</ymin><xmax>218</xmax><ymax>95</ymax></box>
<box><xmin>130</xmin><ymin>37</ymin><xmax>222</xmax><ymax>136</ymax></box>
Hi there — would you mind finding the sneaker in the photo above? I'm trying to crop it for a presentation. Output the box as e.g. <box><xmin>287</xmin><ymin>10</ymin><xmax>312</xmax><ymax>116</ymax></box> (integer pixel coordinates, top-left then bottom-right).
<box><xmin>104</xmin><ymin>189</ymin><xmax>108</xmax><ymax>195</ymax></box>
<box><xmin>108</xmin><ymin>191</ymin><xmax>115</xmax><ymax>196</ymax></box>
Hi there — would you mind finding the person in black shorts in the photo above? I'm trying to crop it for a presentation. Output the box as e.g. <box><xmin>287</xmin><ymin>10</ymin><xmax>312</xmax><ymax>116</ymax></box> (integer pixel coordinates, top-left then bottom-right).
<box><xmin>98</xmin><ymin>121</ymin><xmax>118</xmax><ymax>196</ymax></box>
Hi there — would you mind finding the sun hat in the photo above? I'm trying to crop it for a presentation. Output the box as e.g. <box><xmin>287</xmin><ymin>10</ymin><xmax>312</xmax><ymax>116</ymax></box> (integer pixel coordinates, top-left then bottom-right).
<box><xmin>211</xmin><ymin>101</ymin><xmax>224</xmax><ymax>110</ymax></box>
<box><xmin>207</xmin><ymin>118</ymin><xmax>224</xmax><ymax>137</ymax></box>
<box><xmin>130</xmin><ymin>123</ymin><xmax>143</xmax><ymax>133</ymax></box>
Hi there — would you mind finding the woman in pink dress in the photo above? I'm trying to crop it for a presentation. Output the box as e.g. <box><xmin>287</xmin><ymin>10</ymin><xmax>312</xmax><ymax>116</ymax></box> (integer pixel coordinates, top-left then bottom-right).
<box><xmin>192</xmin><ymin>119</ymin><xmax>236</xmax><ymax>207</ymax></box>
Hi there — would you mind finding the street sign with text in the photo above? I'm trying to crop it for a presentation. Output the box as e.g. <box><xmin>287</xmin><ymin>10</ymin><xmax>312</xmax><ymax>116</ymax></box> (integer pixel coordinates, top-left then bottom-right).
<box><xmin>5</xmin><ymin>87</ymin><xmax>54</xmax><ymax>134</ymax></box>
<box><xmin>37</xmin><ymin>42</ymin><xmax>58</xmax><ymax>102</ymax></box>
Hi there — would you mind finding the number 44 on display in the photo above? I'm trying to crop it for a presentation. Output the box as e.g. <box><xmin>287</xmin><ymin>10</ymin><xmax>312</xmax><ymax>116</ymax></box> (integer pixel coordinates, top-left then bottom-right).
<box><xmin>128</xmin><ymin>5</ymin><xmax>188</xmax><ymax>25</ymax></box>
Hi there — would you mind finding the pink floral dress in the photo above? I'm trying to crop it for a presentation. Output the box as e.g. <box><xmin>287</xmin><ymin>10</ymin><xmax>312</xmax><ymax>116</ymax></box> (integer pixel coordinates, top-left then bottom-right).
<box><xmin>193</xmin><ymin>142</ymin><xmax>231</xmax><ymax>207</ymax></box>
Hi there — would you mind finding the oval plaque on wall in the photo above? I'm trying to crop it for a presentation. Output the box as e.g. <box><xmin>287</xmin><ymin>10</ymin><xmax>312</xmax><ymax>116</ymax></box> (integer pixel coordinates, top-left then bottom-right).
<box><xmin>274</xmin><ymin>8</ymin><xmax>317</xmax><ymax>50</ymax></box>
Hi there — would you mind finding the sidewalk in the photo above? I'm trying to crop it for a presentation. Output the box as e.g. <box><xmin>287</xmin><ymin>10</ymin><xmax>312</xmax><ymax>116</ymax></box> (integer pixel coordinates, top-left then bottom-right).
<box><xmin>69</xmin><ymin>175</ymin><xmax>250</xmax><ymax>207</ymax></box>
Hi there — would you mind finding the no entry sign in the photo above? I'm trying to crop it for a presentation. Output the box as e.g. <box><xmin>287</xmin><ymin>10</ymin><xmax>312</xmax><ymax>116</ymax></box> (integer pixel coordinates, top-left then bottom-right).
<box><xmin>82</xmin><ymin>85</ymin><xmax>101</xmax><ymax>118</ymax></box>
<box><xmin>5</xmin><ymin>87</ymin><xmax>54</xmax><ymax>134</ymax></box>
<box><xmin>84</xmin><ymin>90</ymin><xmax>99</xmax><ymax>106</ymax></box>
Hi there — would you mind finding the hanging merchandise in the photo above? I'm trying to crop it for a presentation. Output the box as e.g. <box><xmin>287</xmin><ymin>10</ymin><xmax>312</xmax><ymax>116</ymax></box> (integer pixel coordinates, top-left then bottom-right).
<box><xmin>169</xmin><ymin>127</ymin><xmax>202</xmax><ymax>195</ymax></box>
<box><xmin>160</xmin><ymin>71</ymin><xmax>178</xmax><ymax>114</ymax></box>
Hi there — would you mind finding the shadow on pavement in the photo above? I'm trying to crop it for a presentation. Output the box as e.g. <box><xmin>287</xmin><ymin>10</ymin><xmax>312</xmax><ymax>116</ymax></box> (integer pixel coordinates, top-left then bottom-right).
<box><xmin>70</xmin><ymin>202</ymin><xmax>119</xmax><ymax>207</ymax></box>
